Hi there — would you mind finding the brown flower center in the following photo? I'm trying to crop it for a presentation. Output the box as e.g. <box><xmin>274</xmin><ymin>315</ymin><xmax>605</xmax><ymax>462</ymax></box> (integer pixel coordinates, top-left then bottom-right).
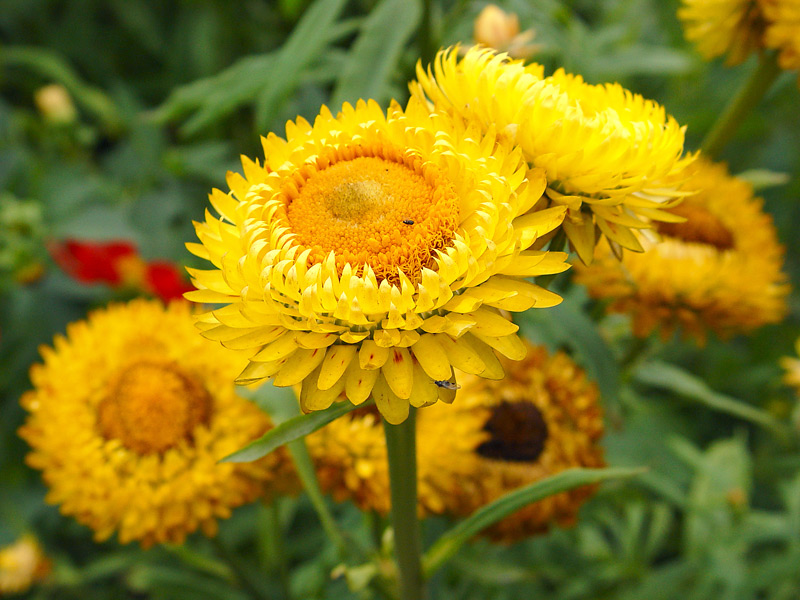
<box><xmin>476</xmin><ymin>401</ymin><xmax>549</xmax><ymax>462</ymax></box>
<box><xmin>281</xmin><ymin>144</ymin><xmax>459</xmax><ymax>284</ymax></box>
<box><xmin>97</xmin><ymin>361</ymin><xmax>212</xmax><ymax>454</ymax></box>
<box><xmin>656</xmin><ymin>203</ymin><xmax>735</xmax><ymax>250</ymax></box>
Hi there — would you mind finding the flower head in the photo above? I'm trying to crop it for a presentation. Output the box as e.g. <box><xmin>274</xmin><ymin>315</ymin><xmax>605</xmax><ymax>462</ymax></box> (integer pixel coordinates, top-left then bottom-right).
<box><xmin>574</xmin><ymin>158</ymin><xmax>789</xmax><ymax>343</ymax></box>
<box><xmin>471</xmin><ymin>4</ymin><xmax>538</xmax><ymax>60</ymax></box>
<box><xmin>308</xmin><ymin>344</ymin><xmax>605</xmax><ymax>540</ymax></box>
<box><xmin>19</xmin><ymin>299</ymin><xmax>294</xmax><ymax>548</ymax></box>
<box><xmin>679</xmin><ymin>0</ymin><xmax>767</xmax><ymax>65</ymax></box>
<box><xmin>761</xmin><ymin>0</ymin><xmax>800</xmax><ymax>80</ymax></box>
<box><xmin>411</xmin><ymin>46</ymin><xmax>693</xmax><ymax>263</ymax></box>
<box><xmin>0</xmin><ymin>535</ymin><xmax>50</xmax><ymax>596</ymax></box>
<box><xmin>187</xmin><ymin>98</ymin><xmax>569</xmax><ymax>423</ymax></box>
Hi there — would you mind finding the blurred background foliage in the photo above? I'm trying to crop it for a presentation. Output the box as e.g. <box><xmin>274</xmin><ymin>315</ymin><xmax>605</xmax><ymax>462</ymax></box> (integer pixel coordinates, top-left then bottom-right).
<box><xmin>1</xmin><ymin>0</ymin><xmax>799</xmax><ymax>598</ymax></box>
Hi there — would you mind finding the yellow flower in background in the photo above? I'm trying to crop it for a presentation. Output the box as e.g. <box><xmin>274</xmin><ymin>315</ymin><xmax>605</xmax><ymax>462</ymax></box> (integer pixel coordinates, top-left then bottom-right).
<box><xmin>761</xmin><ymin>0</ymin><xmax>800</xmax><ymax>79</ymax></box>
<box><xmin>0</xmin><ymin>535</ymin><xmax>50</xmax><ymax>596</ymax></box>
<box><xmin>19</xmin><ymin>300</ymin><xmax>294</xmax><ymax>548</ymax></box>
<box><xmin>574</xmin><ymin>158</ymin><xmax>789</xmax><ymax>343</ymax></box>
<box><xmin>187</xmin><ymin>98</ymin><xmax>569</xmax><ymax>424</ymax></box>
<box><xmin>471</xmin><ymin>4</ymin><xmax>539</xmax><ymax>60</ymax></box>
<box><xmin>780</xmin><ymin>337</ymin><xmax>800</xmax><ymax>395</ymax></box>
<box><xmin>419</xmin><ymin>344</ymin><xmax>605</xmax><ymax>542</ymax></box>
<box><xmin>307</xmin><ymin>344</ymin><xmax>605</xmax><ymax>541</ymax></box>
<box><xmin>678</xmin><ymin>0</ymin><xmax>767</xmax><ymax>65</ymax></box>
<box><xmin>411</xmin><ymin>46</ymin><xmax>693</xmax><ymax>264</ymax></box>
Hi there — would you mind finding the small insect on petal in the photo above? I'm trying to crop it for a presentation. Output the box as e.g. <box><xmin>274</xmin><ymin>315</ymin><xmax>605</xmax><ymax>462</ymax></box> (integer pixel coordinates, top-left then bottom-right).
<box><xmin>433</xmin><ymin>379</ymin><xmax>461</xmax><ymax>390</ymax></box>
<box><xmin>402</xmin><ymin>219</ymin><xmax>415</xmax><ymax>225</ymax></box>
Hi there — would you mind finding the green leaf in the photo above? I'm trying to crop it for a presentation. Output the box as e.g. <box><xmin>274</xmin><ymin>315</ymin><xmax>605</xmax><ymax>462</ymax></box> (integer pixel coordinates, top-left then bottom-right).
<box><xmin>254</xmin><ymin>0</ymin><xmax>348</xmax><ymax>132</ymax></box>
<box><xmin>330</xmin><ymin>0</ymin><xmax>421</xmax><ymax>108</ymax></box>
<box><xmin>736</xmin><ymin>168</ymin><xmax>791</xmax><ymax>190</ymax></box>
<box><xmin>633</xmin><ymin>360</ymin><xmax>786</xmax><ymax>436</ymax></box>
<box><xmin>222</xmin><ymin>399</ymin><xmax>365</xmax><ymax>463</ymax></box>
<box><xmin>422</xmin><ymin>467</ymin><xmax>644</xmax><ymax>577</ymax></box>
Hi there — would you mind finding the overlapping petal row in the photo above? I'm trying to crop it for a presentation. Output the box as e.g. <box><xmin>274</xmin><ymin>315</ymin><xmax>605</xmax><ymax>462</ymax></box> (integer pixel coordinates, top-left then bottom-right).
<box><xmin>574</xmin><ymin>158</ymin><xmax>789</xmax><ymax>343</ymax></box>
<box><xmin>307</xmin><ymin>343</ymin><xmax>605</xmax><ymax>541</ymax></box>
<box><xmin>187</xmin><ymin>98</ymin><xmax>569</xmax><ymax>423</ymax></box>
<box><xmin>679</xmin><ymin>0</ymin><xmax>767</xmax><ymax>65</ymax></box>
<box><xmin>19</xmin><ymin>299</ymin><xmax>293</xmax><ymax>548</ymax></box>
<box><xmin>410</xmin><ymin>46</ymin><xmax>694</xmax><ymax>263</ymax></box>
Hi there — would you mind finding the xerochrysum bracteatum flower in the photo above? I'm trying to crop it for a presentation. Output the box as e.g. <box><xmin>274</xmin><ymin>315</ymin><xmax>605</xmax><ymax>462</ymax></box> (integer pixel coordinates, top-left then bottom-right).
<box><xmin>187</xmin><ymin>99</ymin><xmax>569</xmax><ymax>424</ymax></box>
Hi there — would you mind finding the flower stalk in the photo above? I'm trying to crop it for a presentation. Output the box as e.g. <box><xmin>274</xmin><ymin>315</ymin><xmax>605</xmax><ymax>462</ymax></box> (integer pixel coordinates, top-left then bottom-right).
<box><xmin>701</xmin><ymin>51</ymin><xmax>781</xmax><ymax>159</ymax></box>
<box><xmin>384</xmin><ymin>409</ymin><xmax>424</xmax><ymax>600</ymax></box>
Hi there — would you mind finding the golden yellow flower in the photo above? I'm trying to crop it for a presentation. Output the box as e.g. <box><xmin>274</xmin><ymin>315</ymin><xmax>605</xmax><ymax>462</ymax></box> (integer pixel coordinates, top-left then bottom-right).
<box><xmin>679</xmin><ymin>0</ymin><xmax>767</xmax><ymax>65</ymax></box>
<box><xmin>411</xmin><ymin>46</ymin><xmax>693</xmax><ymax>264</ymax></box>
<box><xmin>574</xmin><ymin>158</ymin><xmax>789</xmax><ymax>343</ymax></box>
<box><xmin>19</xmin><ymin>299</ymin><xmax>294</xmax><ymax>548</ymax></box>
<box><xmin>307</xmin><ymin>344</ymin><xmax>605</xmax><ymax>541</ymax></box>
<box><xmin>761</xmin><ymin>0</ymin><xmax>800</xmax><ymax>78</ymax></box>
<box><xmin>780</xmin><ymin>337</ymin><xmax>800</xmax><ymax>395</ymax></box>
<box><xmin>419</xmin><ymin>344</ymin><xmax>605</xmax><ymax>542</ymax></box>
<box><xmin>187</xmin><ymin>98</ymin><xmax>569</xmax><ymax>424</ymax></box>
<box><xmin>0</xmin><ymin>535</ymin><xmax>50</xmax><ymax>596</ymax></box>
<box><xmin>471</xmin><ymin>4</ymin><xmax>538</xmax><ymax>60</ymax></box>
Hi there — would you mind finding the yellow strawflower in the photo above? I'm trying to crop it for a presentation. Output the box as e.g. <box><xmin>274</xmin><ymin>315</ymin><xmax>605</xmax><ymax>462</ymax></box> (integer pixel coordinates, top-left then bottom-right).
<box><xmin>307</xmin><ymin>344</ymin><xmax>605</xmax><ymax>541</ymax></box>
<box><xmin>574</xmin><ymin>158</ymin><xmax>789</xmax><ymax>343</ymax></box>
<box><xmin>0</xmin><ymin>535</ymin><xmax>50</xmax><ymax>596</ymax></box>
<box><xmin>679</xmin><ymin>0</ymin><xmax>767</xmax><ymax>65</ymax></box>
<box><xmin>411</xmin><ymin>46</ymin><xmax>693</xmax><ymax>264</ymax></box>
<box><xmin>187</xmin><ymin>98</ymin><xmax>569</xmax><ymax>424</ymax></box>
<box><xmin>761</xmin><ymin>0</ymin><xmax>800</xmax><ymax>81</ymax></box>
<box><xmin>19</xmin><ymin>299</ymin><xmax>295</xmax><ymax>548</ymax></box>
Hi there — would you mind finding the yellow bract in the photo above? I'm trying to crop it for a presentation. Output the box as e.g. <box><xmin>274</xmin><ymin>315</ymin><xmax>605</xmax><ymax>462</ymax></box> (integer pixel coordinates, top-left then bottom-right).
<box><xmin>19</xmin><ymin>299</ymin><xmax>295</xmax><ymax>548</ymax></box>
<box><xmin>187</xmin><ymin>98</ymin><xmax>569</xmax><ymax>423</ymax></box>
<box><xmin>574</xmin><ymin>158</ymin><xmax>790</xmax><ymax>343</ymax></box>
<box><xmin>679</xmin><ymin>0</ymin><xmax>766</xmax><ymax>65</ymax></box>
<box><xmin>410</xmin><ymin>46</ymin><xmax>693</xmax><ymax>263</ymax></box>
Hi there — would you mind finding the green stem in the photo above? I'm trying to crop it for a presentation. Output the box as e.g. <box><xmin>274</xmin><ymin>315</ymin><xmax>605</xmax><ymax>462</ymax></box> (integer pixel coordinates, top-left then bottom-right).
<box><xmin>259</xmin><ymin>501</ymin><xmax>292</xmax><ymax>600</ymax></box>
<box><xmin>286</xmin><ymin>438</ymin><xmax>350</xmax><ymax>556</ymax></box>
<box><xmin>700</xmin><ymin>51</ymin><xmax>781</xmax><ymax>159</ymax></box>
<box><xmin>384</xmin><ymin>409</ymin><xmax>424</xmax><ymax>600</ymax></box>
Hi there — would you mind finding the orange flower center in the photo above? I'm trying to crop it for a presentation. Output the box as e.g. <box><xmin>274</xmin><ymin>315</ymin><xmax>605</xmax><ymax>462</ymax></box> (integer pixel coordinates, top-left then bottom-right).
<box><xmin>656</xmin><ymin>203</ymin><xmax>735</xmax><ymax>250</ymax></box>
<box><xmin>477</xmin><ymin>401</ymin><xmax>549</xmax><ymax>462</ymax></box>
<box><xmin>98</xmin><ymin>361</ymin><xmax>212</xmax><ymax>454</ymax></box>
<box><xmin>281</xmin><ymin>144</ymin><xmax>459</xmax><ymax>284</ymax></box>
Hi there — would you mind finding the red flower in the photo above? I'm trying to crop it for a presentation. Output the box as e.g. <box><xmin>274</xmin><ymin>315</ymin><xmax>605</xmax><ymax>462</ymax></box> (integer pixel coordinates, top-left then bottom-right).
<box><xmin>144</xmin><ymin>261</ymin><xmax>194</xmax><ymax>302</ymax></box>
<box><xmin>49</xmin><ymin>240</ymin><xmax>137</xmax><ymax>285</ymax></box>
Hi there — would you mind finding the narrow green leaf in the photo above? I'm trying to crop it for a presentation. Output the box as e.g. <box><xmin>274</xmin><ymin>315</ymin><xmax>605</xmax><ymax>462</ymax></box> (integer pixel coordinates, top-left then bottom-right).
<box><xmin>330</xmin><ymin>0</ymin><xmax>421</xmax><ymax>108</ymax></box>
<box><xmin>422</xmin><ymin>467</ymin><xmax>644</xmax><ymax>577</ymax></box>
<box><xmin>222</xmin><ymin>399</ymin><xmax>365</xmax><ymax>463</ymax></box>
<box><xmin>633</xmin><ymin>360</ymin><xmax>786</xmax><ymax>435</ymax></box>
<box><xmin>254</xmin><ymin>0</ymin><xmax>348</xmax><ymax>132</ymax></box>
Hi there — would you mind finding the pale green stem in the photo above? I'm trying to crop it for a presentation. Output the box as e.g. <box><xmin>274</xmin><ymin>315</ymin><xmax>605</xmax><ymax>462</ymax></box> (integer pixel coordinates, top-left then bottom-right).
<box><xmin>700</xmin><ymin>51</ymin><xmax>781</xmax><ymax>159</ymax></box>
<box><xmin>384</xmin><ymin>409</ymin><xmax>424</xmax><ymax>600</ymax></box>
<box><xmin>258</xmin><ymin>501</ymin><xmax>291</xmax><ymax>600</ymax></box>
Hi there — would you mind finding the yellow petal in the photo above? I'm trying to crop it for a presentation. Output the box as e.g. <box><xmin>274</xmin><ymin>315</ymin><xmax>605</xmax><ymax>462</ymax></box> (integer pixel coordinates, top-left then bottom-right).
<box><xmin>359</xmin><ymin>340</ymin><xmax>390</xmax><ymax>370</ymax></box>
<box><xmin>295</xmin><ymin>332</ymin><xmax>339</xmax><ymax>349</ymax></box>
<box><xmin>317</xmin><ymin>345</ymin><xmax>357</xmax><ymax>391</ymax></box>
<box><xmin>273</xmin><ymin>347</ymin><xmax>327</xmax><ymax>387</ymax></box>
<box><xmin>220</xmin><ymin>326</ymin><xmax>285</xmax><ymax>350</ymax></box>
<box><xmin>300</xmin><ymin>365</ymin><xmax>346</xmax><ymax>412</ymax></box>
<box><xmin>372</xmin><ymin>374</ymin><xmax>410</xmax><ymax>424</ymax></box>
<box><xmin>437</xmin><ymin>334</ymin><xmax>486</xmax><ymax>375</ymax></box>
<box><xmin>596</xmin><ymin>216</ymin><xmax>644</xmax><ymax>252</ymax></box>
<box><xmin>514</xmin><ymin>205</ymin><xmax>567</xmax><ymax>249</ymax></box>
<box><xmin>410</xmin><ymin>334</ymin><xmax>452</xmax><ymax>381</ymax></box>
<box><xmin>251</xmin><ymin>332</ymin><xmax>298</xmax><ymax>362</ymax></box>
<box><xmin>183</xmin><ymin>289</ymin><xmax>235</xmax><ymax>304</ymax></box>
<box><xmin>235</xmin><ymin>358</ymin><xmax>288</xmax><ymax>385</ymax></box>
<box><xmin>409</xmin><ymin>359</ymin><xmax>438</xmax><ymax>408</ymax></box>
<box><xmin>563</xmin><ymin>211</ymin><xmax>596</xmax><ymax>265</ymax></box>
<box><xmin>381</xmin><ymin>348</ymin><xmax>414</xmax><ymax>400</ymax></box>
<box><xmin>435</xmin><ymin>374</ymin><xmax>459</xmax><ymax>404</ymax></box>
<box><xmin>463</xmin><ymin>333</ymin><xmax>504</xmax><ymax>380</ymax></box>
<box><xmin>471</xmin><ymin>332</ymin><xmax>527</xmax><ymax>360</ymax></box>
<box><xmin>344</xmin><ymin>361</ymin><xmax>379</xmax><ymax>405</ymax></box>
<box><xmin>467</xmin><ymin>308</ymin><xmax>519</xmax><ymax>337</ymax></box>
<box><xmin>499</xmin><ymin>251</ymin><xmax>570</xmax><ymax>277</ymax></box>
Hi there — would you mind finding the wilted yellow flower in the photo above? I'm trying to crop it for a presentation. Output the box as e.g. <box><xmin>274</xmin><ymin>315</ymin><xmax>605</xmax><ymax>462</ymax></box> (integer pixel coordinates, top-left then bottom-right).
<box><xmin>761</xmin><ymin>0</ymin><xmax>800</xmax><ymax>79</ymax></box>
<box><xmin>308</xmin><ymin>344</ymin><xmax>605</xmax><ymax>541</ymax></box>
<box><xmin>19</xmin><ymin>299</ymin><xmax>294</xmax><ymax>548</ymax></box>
<box><xmin>472</xmin><ymin>4</ymin><xmax>538</xmax><ymax>60</ymax></box>
<box><xmin>679</xmin><ymin>0</ymin><xmax>767</xmax><ymax>65</ymax></box>
<box><xmin>0</xmin><ymin>535</ymin><xmax>50</xmax><ymax>596</ymax></box>
<box><xmin>574</xmin><ymin>158</ymin><xmax>789</xmax><ymax>343</ymax></box>
<box><xmin>34</xmin><ymin>84</ymin><xmax>77</xmax><ymax>124</ymax></box>
<box><xmin>411</xmin><ymin>46</ymin><xmax>693</xmax><ymax>264</ymax></box>
<box><xmin>187</xmin><ymin>98</ymin><xmax>569</xmax><ymax>424</ymax></box>
<box><xmin>781</xmin><ymin>337</ymin><xmax>800</xmax><ymax>395</ymax></box>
